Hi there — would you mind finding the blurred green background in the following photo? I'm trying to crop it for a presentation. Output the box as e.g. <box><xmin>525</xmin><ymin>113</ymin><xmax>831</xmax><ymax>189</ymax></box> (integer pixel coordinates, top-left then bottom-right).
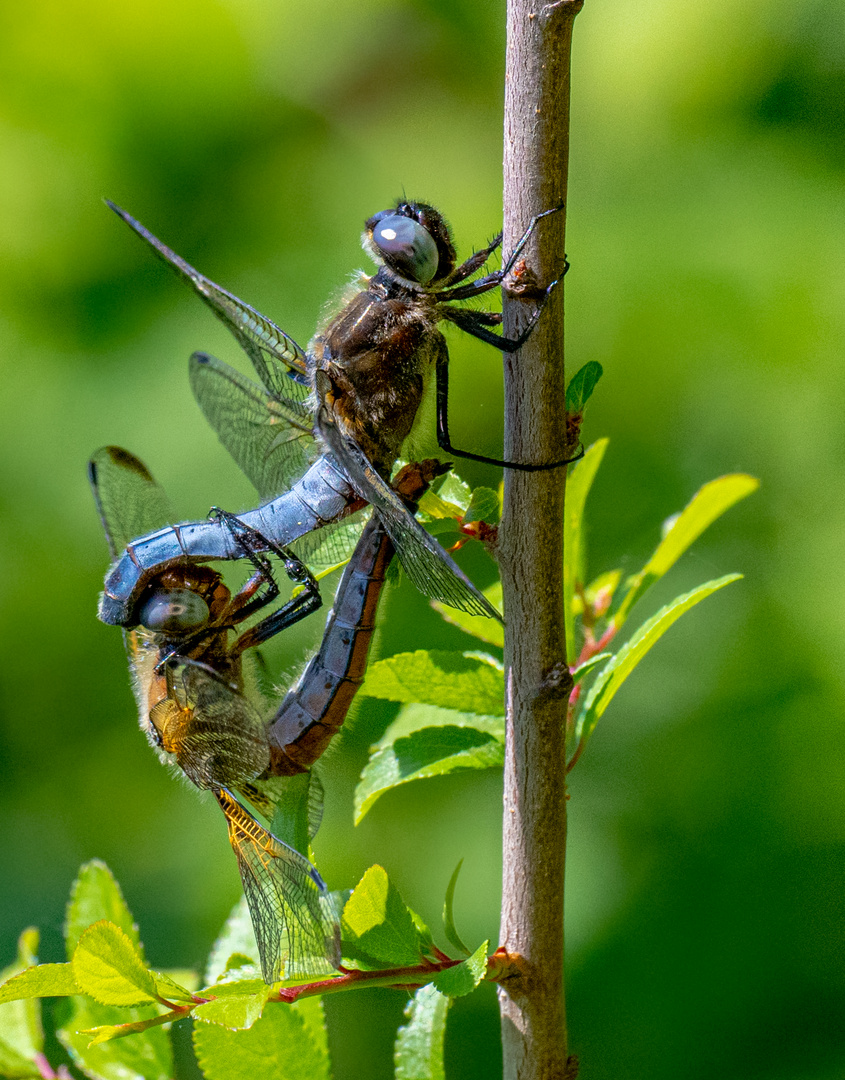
<box><xmin>1</xmin><ymin>0</ymin><xmax>842</xmax><ymax>1075</ymax></box>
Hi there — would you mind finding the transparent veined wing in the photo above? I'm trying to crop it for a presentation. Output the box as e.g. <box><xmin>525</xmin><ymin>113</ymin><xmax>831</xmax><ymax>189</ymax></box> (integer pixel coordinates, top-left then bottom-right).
<box><xmin>215</xmin><ymin>787</ymin><xmax>341</xmax><ymax>982</ymax></box>
<box><xmin>88</xmin><ymin>446</ymin><xmax>175</xmax><ymax>557</ymax></box>
<box><xmin>106</xmin><ymin>200</ymin><xmax>309</xmax><ymax>399</ymax></box>
<box><xmin>189</xmin><ymin>351</ymin><xmax>315</xmax><ymax>501</ymax></box>
<box><xmin>314</xmin><ymin>387</ymin><xmax>502</xmax><ymax>621</ymax></box>
<box><xmin>151</xmin><ymin>659</ymin><xmax>270</xmax><ymax>791</ymax></box>
<box><xmin>190</xmin><ymin>351</ymin><xmax>367</xmax><ymax>578</ymax></box>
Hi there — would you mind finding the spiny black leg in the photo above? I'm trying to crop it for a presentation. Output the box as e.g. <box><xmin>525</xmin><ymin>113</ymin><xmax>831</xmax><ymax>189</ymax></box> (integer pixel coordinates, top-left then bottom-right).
<box><xmin>500</xmin><ymin>204</ymin><xmax>564</xmax><ymax>278</ymax></box>
<box><xmin>229</xmin><ymin>584</ymin><xmax>322</xmax><ymax>656</ymax></box>
<box><xmin>202</xmin><ymin>508</ymin><xmax>323</xmax><ymax>656</ymax></box>
<box><xmin>435</xmin><ymin>339</ymin><xmax>584</xmax><ymax>473</ymax></box>
<box><xmin>441</xmin><ymin>233</ymin><xmax>503</xmax><ymax>287</ymax></box>
<box><xmin>440</xmin><ymin>279</ymin><xmax>559</xmax><ymax>353</ymax></box>
<box><xmin>432</xmin><ymin>206</ymin><xmax>565</xmax><ymax>302</ymax></box>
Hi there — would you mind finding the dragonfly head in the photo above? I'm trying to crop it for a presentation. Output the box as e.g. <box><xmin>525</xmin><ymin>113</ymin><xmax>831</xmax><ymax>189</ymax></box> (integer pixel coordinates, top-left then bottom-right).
<box><xmin>137</xmin><ymin>566</ymin><xmax>229</xmax><ymax>635</ymax></box>
<box><xmin>364</xmin><ymin>201</ymin><xmax>456</xmax><ymax>286</ymax></box>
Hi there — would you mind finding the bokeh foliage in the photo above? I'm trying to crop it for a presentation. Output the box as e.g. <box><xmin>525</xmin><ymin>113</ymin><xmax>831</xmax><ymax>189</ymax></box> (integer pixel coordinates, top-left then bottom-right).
<box><xmin>0</xmin><ymin>0</ymin><xmax>842</xmax><ymax>1077</ymax></box>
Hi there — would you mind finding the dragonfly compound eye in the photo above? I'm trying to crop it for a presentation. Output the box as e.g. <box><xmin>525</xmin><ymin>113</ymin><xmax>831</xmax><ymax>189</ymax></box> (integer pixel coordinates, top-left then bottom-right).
<box><xmin>371</xmin><ymin>214</ymin><xmax>439</xmax><ymax>284</ymax></box>
<box><xmin>138</xmin><ymin>589</ymin><xmax>210</xmax><ymax>634</ymax></box>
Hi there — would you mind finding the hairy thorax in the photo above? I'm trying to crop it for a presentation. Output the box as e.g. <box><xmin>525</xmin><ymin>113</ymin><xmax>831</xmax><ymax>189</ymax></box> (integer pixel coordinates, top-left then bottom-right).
<box><xmin>308</xmin><ymin>280</ymin><xmax>443</xmax><ymax>476</ymax></box>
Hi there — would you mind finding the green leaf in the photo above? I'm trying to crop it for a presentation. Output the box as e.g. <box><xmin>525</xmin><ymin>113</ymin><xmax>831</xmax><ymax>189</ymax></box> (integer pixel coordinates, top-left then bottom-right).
<box><xmin>408</xmin><ymin>909</ymin><xmax>435</xmax><ymax>955</ymax></box>
<box><xmin>0</xmin><ymin>964</ymin><xmax>78</xmax><ymax>1003</ymax></box>
<box><xmin>565</xmin><ymin>360</ymin><xmax>603</xmax><ymax>413</ymax></box>
<box><xmin>205</xmin><ymin>897</ymin><xmax>259</xmax><ymax>985</ymax></box>
<box><xmin>194</xmin><ymin>1000</ymin><xmax>331</xmax><ymax>1080</ymax></box>
<box><xmin>433</xmin><ymin>583</ymin><xmax>504</xmax><ymax>648</ymax></box>
<box><xmin>71</xmin><ymin>923</ymin><xmax>159</xmax><ymax>1007</ymax></box>
<box><xmin>65</xmin><ymin>861</ymin><xmax>143</xmax><ymax>959</ymax></box>
<box><xmin>0</xmin><ymin>928</ymin><xmax>43</xmax><ymax>1066</ymax></box>
<box><xmin>574</xmin><ymin>575</ymin><xmax>743</xmax><ymax>753</ymax></box>
<box><xmin>563</xmin><ymin>439</ymin><xmax>609</xmax><ymax>659</ymax></box>
<box><xmin>430</xmin><ymin>472</ymin><xmax>472</xmax><ymax>512</ymax></box>
<box><xmin>442</xmin><ymin>862</ymin><xmax>470</xmax><ymax>957</ymax></box>
<box><xmin>341</xmin><ymin>866</ymin><xmax>422</xmax><ymax>968</ymax></box>
<box><xmin>613</xmin><ymin>474</ymin><xmax>759</xmax><ymax>627</ymax></box>
<box><xmin>82</xmin><ymin>1009</ymin><xmax>185</xmax><ymax>1046</ymax></box>
<box><xmin>355</xmin><ymin>726</ymin><xmax>505</xmax><ymax>824</ymax></box>
<box><xmin>416</xmin><ymin>490</ymin><xmax>463</xmax><ymax>521</ymax></box>
<box><xmin>58</xmin><ymin>998</ymin><xmax>172</xmax><ymax>1080</ymax></box>
<box><xmin>267</xmin><ymin>771</ymin><xmax>312</xmax><ymax>857</ymax></box>
<box><xmin>394</xmin><ymin>983</ymin><xmax>450</xmax><ymax>1080</ymax></box>
<box><xmin>433</xmin><ymin>941</ymin><xmax>488</xmax><ymax>999</ymax></box>
<box><xmin>360</xmin><ymin>650</ymin><xmax>504</xmax><ymax>715</ymax></box>
<box><xmin>378</xmin><ymin>703</ymin><xmax>504</xmax><ymax>748</ymax></box>
<box><xmin>570</xmin><ymin>653</ymin><xmax>613</xmax><ymax>684</ymax></box>
<box><xmin>156</xmin><ymin>968</ymin><xmax>199</xmax><ymax>993</ymax></box>
<box><xmin>464</xmin><ymin>486</ymin><xmax>500</xmax><ymax>524</ymax></box>
<box><xmin>193</xmin><ymin>980</ymin><xmax>271</xmax><ymax>1030</ymax></box>
<box><xmin>151</xmin><ymin>971</ymin><xmax>195</xmax><ymax>1004</ymax></box>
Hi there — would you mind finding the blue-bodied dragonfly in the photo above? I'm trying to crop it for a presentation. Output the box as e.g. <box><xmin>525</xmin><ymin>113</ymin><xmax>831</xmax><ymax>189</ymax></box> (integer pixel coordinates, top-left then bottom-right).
<box><xmin>98</xmin><ymin>201</ymin><xmax>572</xmax><ymax>628</ymax></box>
<box><xmin>90</xmin><ymin>446</ymin><xmax>440</xmax><ymax>981</ymax></box>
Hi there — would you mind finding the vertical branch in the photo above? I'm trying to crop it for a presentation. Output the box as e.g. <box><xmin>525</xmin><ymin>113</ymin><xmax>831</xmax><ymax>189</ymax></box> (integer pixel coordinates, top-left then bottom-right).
<box><xmin>498</xmin><ymin>2</ymin><xmax>583</xmax><ymax>1078</ymax></box>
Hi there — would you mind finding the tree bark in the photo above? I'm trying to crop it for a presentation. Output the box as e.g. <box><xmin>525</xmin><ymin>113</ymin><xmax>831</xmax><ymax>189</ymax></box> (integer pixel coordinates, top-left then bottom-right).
<box><xmin>498</xmin><ymin>2</ymin><xmax>583</xmax><ymax>1078</ymax></box>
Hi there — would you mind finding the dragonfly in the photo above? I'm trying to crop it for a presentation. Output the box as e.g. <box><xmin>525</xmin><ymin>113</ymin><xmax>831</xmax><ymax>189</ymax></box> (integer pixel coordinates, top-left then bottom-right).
<box><xmin>89</xmin><ymin>445</ymin><xmax>440</xmax><ymax>981</ymax></box>
<box><xmin>98</xmin><ymin>199</ymin><xmax>572</xmax><ymax>629</ymax></box>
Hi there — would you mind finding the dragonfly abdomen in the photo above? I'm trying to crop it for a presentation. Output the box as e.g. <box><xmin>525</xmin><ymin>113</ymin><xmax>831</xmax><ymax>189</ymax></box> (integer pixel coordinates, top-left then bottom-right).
<box><xmin>266</xmin><ymin>516</ymin><xmax>393</xmax><ymax>775</ymax></box>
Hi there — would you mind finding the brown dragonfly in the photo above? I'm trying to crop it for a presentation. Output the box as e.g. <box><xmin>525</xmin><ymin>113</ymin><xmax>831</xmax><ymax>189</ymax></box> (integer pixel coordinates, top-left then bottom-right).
<box><xmin>89</xmin><ymin>446</ymin><xmax>442</xmax><ymax>982</ymax></box>
<box><xmin>98</xmin><ymin>199</ymin><xmax>573</xmax><ymax>628</ymax></box>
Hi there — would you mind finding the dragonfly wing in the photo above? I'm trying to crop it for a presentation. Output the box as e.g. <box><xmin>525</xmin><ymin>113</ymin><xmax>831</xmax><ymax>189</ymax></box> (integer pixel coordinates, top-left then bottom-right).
<box><xmin>315</xmin><ymin>405</ymin><xmax>502</xmax><ymax>621</ymax></box>
<box><xmin>290</xmin><ymin>509</ymin><xmax>369</xmax><ymax>579</ymax></box>
<box><xmin>215</xmin><ymin>787</ymin><xmax>341</xmax><ymax>982</ymax></box>
<box><xmin>161</xmin><ymin>660</ymin><xmax>270</xmax><ymax>790</ymax></box>
<box><xmin>88</xmin><ymin>446</ymin><xmax>175</xmax><ymax>556</ymax></box>
<box><xmin>189</xmin><ymin>351</ymin><xmax>315</xmax><ymax>501</ymax></box>
<box><xmin>107</xmin><ymin>200</ymin><xmax>309</xmax><ymax>396</ymax></box>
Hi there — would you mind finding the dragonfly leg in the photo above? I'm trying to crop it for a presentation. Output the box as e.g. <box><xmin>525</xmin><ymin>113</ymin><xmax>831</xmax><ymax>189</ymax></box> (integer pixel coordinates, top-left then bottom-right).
<box><xmin>207</xmin><ymin>508</ymin><xmax>324</xmax><ymax>655</ymax></box>
<box><xmin>434</xmin><ymin>333</ymin><xmax>584</xmax><ymax>473</ymax></box>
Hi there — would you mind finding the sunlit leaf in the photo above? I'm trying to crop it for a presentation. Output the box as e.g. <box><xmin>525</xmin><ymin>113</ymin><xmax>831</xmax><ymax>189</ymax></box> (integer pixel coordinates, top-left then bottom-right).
<box><xmin>193</xmin><ymin>980</ymin><xmax>271</xmax><ymax>1030</ymax></box>
<box><xmin>0</xmin><ymin>928</ymin><xmax>42</xmax><ymax>1071</ymax></box>
<box><xmin>464</xmin><ymin>486</ymin><xmax>500</xmax><ymax>524</ymax></box>
<box><xmin>194</xmin><ymin>1002</ymin><xmax>330</xmax><ymax>1080</ymax></box>
<box><xmin>433</xmin><ymin>582</ymin><xmax>504</xmax><ymax>648</ymax></box>
<box><xmin>355</xmin><ymin>726</ymin><xmax>505</xmax><ymax>824</ymax></box>
<box><xmin>570</xmin><ymin>653</ymin><xmax>613</xmax><ymax>684</ymax></box>
<box><xmin>394</xmin><ymin>984</ymin><xmax>450</xmax><ymax>1080</ymax></box>
<box><xmin>0</xmin><ymin>925</ymin><xmax>43</xmax><ymax>1074</ymax></box>
<box><xmin>0</xmin><ymin>964</ymin><xmax>78</xmax><ymax>1003</ymax></box>
<box><xmin>442</xmin><ymin>861</ymin><xmax>469</xmax><ymax>957</ymax></box>
<box><xmin>82</xmin><ymin>1009</ymin><xmax>184</xmax><ymax>1046</ymax></box>
<box><xmin>565</xmin><ymin>360</ymin><xmax>603</xmax><ymax>413</ymax></box>
<box><xmin>151</xmin><ymin>971</ymin><xmax>195</xmax><ymax>1004</ymax></box>
<box><xmin>574</xmin><ymin>575</ymin><xmax>743</xmax><ymax>755</ymax></box>
<box><xmin>613</xmin><ymin>474</ymin><xmax>758</xmax><ymax>627</ymax></box>
<box><xmin>378</xmin><ymin>703</ymin><xmax>504</xmax><ymax>749</ymax></box>
<box><xmin>58</xmin><ymin>998</ymin><xmax>171</xmax><ymax>1080</ymax></box>
<box><xmin>563</xmin><ymin>439</ymin><xmax>609</xmax><ymax>659</ymax></box>
<box><xmin>341</xmin><ymin>866</ymin><xmax>421</xmax><ymax>968</ymax></box>
<box><xmin>71</xmin><ymin>923</ymin><xmax>158</xmax><ymax>1008</ymax></box>
<box><xmin>409</xmin><ymin>909</ymin><xmax>435</xmax><ymax>955</ymax></box>
<box><xmin>433</xmin><ymin>941</ymin><xmax>488</xmax><ymax>999</ymax></box>
<box><xmin>360</xmin><ymin>650</ymin><xmax>504</xmax><ymax>715</ymax></box>
<box><xmin>432</xmin><ymin>472</ymin><xmax>472</xmax><ymax>512</ymax></box>
<box><xmin>65</xmin><ymin>861</ymin><xmax>142</xmax><ymax>959</ymax></box>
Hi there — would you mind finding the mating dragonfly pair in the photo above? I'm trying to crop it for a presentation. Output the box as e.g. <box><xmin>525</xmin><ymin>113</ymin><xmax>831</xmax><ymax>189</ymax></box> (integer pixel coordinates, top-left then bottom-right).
<box><xmin>93</xmin><ymin>198</ymin><xmax>577</xmax><ymax>983</ymax></box>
